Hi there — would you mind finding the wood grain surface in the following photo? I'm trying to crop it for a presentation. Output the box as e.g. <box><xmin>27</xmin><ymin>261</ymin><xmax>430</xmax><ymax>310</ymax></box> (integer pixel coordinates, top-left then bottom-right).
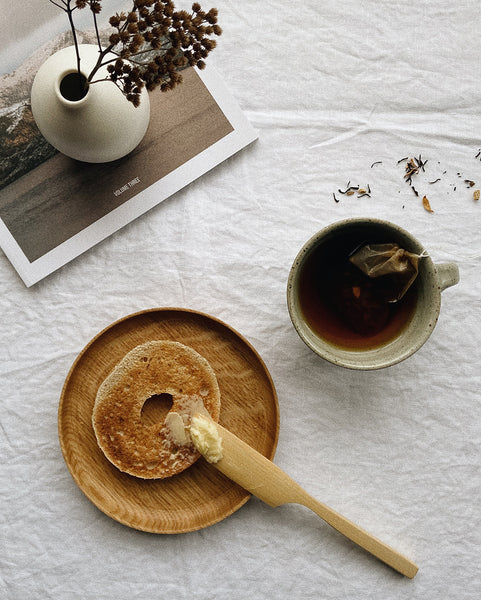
<box><xmin>58</xmin><ymin>308</ymin><xmax>279</xmax><ymax>533</ymax></box>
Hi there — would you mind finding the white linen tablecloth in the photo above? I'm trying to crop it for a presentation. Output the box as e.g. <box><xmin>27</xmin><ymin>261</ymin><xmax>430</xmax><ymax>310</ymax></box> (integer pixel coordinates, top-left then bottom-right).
<box><xmin>1</xmin><ymin>1</ymin><xmax>480</xmax><ymax>598</ymax></box>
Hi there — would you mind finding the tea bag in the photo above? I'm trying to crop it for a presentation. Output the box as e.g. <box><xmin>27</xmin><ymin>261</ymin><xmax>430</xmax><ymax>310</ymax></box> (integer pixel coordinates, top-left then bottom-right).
<box><xmin>349</xmin><ymin>243</ymin><xmax>421</xmax><ymax>302</ymax></box>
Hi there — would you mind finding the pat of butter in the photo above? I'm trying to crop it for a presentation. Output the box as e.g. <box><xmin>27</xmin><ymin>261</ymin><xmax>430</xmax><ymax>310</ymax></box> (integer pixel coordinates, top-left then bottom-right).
<box><xmin>190</xmin><ymin>414</ymin><xmax>223</xmax><ymax>463</ymax></box>
<box><xmin>164</xmin><ymin>411</ymin><xmax>189</xmax><ymax>446</ymax></box>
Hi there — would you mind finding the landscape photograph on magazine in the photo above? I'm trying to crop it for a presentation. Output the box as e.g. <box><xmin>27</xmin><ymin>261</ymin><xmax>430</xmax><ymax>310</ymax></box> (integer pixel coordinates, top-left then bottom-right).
<box><xmin>0</xmin><ymin>5</ymin><xmax>256</xmax><ymax>286</ymax></box>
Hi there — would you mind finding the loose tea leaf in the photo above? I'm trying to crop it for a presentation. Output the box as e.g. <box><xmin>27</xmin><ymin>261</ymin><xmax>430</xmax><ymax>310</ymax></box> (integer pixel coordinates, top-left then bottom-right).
<box><xmin>336</xmin><ymin>182</ymin><xmax>371</xmax><ymax>199</ymax></box>
<box><xmin>422</xmin><ymin>195</ymin><xmax>434</xmax><ymax>213</ymax></box>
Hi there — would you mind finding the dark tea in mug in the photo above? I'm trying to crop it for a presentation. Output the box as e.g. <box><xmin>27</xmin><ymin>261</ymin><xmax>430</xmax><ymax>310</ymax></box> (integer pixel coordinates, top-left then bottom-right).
<box><xmin>297</xmin><ymin>226</ymin><xmax>418</xmax><ymax>350</ymax></box>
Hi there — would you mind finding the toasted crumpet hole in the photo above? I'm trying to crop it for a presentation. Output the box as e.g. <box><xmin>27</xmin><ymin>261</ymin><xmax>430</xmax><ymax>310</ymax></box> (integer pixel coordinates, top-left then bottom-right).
<box><xmin>141</xmin><ymin>393</ymin><xmax>173</xmax><ymax>426</ymax></box>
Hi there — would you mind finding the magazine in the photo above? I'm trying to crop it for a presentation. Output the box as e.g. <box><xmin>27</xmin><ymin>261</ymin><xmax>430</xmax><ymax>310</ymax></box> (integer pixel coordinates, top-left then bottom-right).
<box><xmin>0</xmin><ymin>18</ymin><xmax>257</xmax><ymax>286</ymax></box>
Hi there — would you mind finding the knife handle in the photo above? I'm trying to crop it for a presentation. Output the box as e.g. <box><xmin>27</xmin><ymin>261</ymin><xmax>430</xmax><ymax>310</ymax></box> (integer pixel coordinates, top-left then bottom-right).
<box><xmin>214</xmin><ymin>423</ymin><xmax>418</xmax><ymax>578</ymax></box>
<box><xmin>296</xmin><ymin>491</ymin><xmax>418</xmax><ymax>579</ymax></box>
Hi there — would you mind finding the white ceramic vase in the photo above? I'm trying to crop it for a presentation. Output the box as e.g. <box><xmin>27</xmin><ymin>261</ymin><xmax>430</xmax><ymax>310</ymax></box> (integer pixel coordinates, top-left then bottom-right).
<box><xmin>30</xmin><ymin>44</ymin><xmax>150</xmax><ymax>163</ymax></box>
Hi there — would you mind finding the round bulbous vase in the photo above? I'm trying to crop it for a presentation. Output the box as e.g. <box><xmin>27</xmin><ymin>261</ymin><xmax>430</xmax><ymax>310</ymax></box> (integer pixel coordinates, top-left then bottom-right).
<box><xmin>30</xmin><ymin>44</ymin><xmax>150</xmax><ymax>163</ymax></box>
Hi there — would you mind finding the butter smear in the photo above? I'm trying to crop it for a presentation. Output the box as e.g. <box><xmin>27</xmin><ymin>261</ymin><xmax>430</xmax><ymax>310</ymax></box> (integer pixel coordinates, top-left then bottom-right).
<box><xmin>164</xmin><ymin>412</ymin><xmax>189</xmax><ymax>446</ymax></box>
<box><xmin>190</xmin><ymin>414</ymin><xmax>223</xmax><ymax>463</ymax></box>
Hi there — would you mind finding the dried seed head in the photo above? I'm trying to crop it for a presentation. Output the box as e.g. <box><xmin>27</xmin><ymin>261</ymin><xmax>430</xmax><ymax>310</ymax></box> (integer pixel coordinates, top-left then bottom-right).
<box><xmin>55</xmin><ymin>0</ymin><xmax>222</xmax><ymax>106</ymax></box>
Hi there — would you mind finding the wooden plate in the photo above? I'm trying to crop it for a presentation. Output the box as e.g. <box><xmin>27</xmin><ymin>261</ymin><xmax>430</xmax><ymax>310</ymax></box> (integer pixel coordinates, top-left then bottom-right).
<box><xmin>58</xmin><ymin>308</ymin><xmax>279</xmax><ymax>533</ymax></box>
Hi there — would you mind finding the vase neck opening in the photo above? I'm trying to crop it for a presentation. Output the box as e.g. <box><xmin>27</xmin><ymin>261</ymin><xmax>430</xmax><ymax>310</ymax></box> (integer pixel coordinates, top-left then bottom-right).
<box><xmin>59</xmin><ymin>71</ymin><xmax>89</xmax><ymax>102</ymax></box>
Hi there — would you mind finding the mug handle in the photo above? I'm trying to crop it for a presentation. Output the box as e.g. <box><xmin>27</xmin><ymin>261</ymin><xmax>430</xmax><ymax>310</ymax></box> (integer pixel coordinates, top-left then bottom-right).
<box><xmin>436</xmin><ymin>263</ymin><xmax>459</xmax><ymax>291</ymax></box>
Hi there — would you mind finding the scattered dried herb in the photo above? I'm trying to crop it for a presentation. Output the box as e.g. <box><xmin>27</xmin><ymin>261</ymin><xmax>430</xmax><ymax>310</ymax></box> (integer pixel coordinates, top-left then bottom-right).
<box><xmin>357</xmin><ymin>185</ymin><xmax>372</xmax><ymax>198</ymax></box>
<box><xmin>404</xmin><ymin>155</ymin><xmax>427</xmax><ymax>183</ymax></box>
<box><xmin>401</xmin><ymin>155</ymin><xmax>428</xmax><ymax>196</ymax></box>
<box><xmin>338</xmin><ymin>182</ymin><xmax>358</xmax><ymax>194</ymax></box>
<box><xmin>417</xmin><ymin>155</ymin><xmax>428</xmax><ymax>171</ymax></box>
<box><xmin>333</xmin><ymin>151</ymin><xmax>479</xmax><ymax>210</ymax></box>
<box><xmin>337</xmin><ymin>182</ymin><xmax>371</xmax><ymax>198</ymax></box>
<box><xmin>422</xmin><ymin>195</ymin><xmax>434</xmax><ymax>213</ymax></box>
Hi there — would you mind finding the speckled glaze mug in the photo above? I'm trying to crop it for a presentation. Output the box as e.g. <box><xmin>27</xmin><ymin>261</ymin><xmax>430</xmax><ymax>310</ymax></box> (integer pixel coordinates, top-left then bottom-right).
<box><xmin>287</xmin><ymin>218</ymin><xmax>459</xmax><ymax>370</ymax></box>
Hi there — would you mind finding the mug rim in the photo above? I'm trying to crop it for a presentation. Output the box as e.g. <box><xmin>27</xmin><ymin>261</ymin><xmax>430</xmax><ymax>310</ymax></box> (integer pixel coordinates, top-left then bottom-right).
<box><xmin>287</xmin><ymin>218</ymin><xmax>441</xmax><ymax>370</ymax></box>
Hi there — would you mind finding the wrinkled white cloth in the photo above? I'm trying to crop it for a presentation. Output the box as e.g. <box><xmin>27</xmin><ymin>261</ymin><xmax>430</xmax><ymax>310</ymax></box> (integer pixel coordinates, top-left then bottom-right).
<box><xmin>1</xmin><ymin>1</ymin><xmax>481</xmax><ymax>599</ymax></box>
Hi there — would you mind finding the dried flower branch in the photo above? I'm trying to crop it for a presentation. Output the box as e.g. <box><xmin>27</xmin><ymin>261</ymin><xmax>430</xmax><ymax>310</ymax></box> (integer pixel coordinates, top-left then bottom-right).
<box><xmin>49</xmin><ymin>0</ymin><xmax>222</xmax><ymax>106</ymax></box>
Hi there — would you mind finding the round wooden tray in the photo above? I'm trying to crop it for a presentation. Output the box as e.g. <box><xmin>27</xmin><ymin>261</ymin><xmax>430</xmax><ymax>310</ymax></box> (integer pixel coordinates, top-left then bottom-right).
<box><xmin>58</xmin><ymin>308</ymin><xmax>279</xmax><ymax>533</ymax></box>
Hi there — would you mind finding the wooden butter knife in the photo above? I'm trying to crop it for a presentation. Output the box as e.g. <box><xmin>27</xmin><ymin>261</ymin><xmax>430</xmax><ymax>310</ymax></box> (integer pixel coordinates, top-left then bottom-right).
<box><xmin>199</xmin><ymin>418</ymin><xmax>418</xmax><ymax>578</ymax></box>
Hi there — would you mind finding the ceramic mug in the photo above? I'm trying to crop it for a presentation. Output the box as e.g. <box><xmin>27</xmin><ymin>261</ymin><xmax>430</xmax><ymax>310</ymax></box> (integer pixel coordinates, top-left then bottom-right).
<box><xmin>287</xmin><ymin>218</ymin><xmax>459</xmax><ymax>370</ymax></box>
